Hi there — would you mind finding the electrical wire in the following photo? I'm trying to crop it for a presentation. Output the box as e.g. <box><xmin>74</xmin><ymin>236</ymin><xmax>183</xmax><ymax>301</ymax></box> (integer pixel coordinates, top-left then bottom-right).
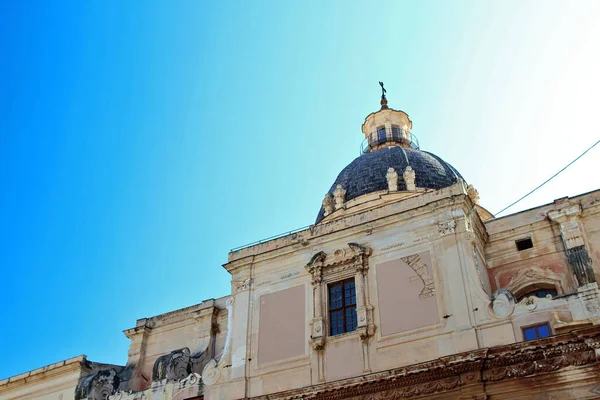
<box><xmin>495</xmin><ymin>138</ymin><xmax>600</xmax><ymax>216</ymax></box>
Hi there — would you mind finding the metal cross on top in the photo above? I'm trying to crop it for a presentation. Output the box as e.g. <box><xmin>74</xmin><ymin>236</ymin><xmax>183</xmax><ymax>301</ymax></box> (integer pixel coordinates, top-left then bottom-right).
<box><xmin>379</xmin><ymin>81</ymin><xmax>387</xmax><ymax>99</ymax></box>
<box><xmin>379</xmin><ymin>81</ymin><xmax>389</xmax><ymax>109</ymax></box>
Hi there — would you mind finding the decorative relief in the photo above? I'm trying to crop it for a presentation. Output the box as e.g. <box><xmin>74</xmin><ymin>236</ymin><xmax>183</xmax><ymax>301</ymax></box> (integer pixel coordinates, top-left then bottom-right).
<box><xmin>400</xmin><ymin>254</ymin><xmax>435</xmax><ymax>299</ymax></box>
<box><xmin>76</xmin><ymin>368</ymin><xmax>120</xmax><ymax>400</ymax></box>
<box><xmin>233</xmin><ymin>278</ymin><xmax>252</xmax><ymax>293</ymax></box>
<box><xmin>380</xmin><ymin>242</ymin><xmax>403</xmax><ymax>251</ymax></box>
<box><xmin>413</xmin><ymin>233</ymin><xmax>434</xmax><ymax>243</ymax></box>
<box><xmin>505</xmin><ymin>266</ymin><xmax>562</xmax><ymax>297</ymax></box>
<box><xmin>201</xmin><ymin>359</ymin><xmax>220</xmax><ymax>386</ymax></box>
<box><xmin>247</xmin><ymin>327</ymin><xmax>600</xmax><ymax>400</ymax></box>
<box><xmin>489</xmin><ymin>289</ymin><xmax>516</xmax><ymax>319</ymax></box>
<box><xmin>152</xmin><ymin>348</ymin><xmax>191</xmax><ymax>382</ymax></box>
<box><xmin>518</xmin><ymin>296</ymin><xmax>537</xmax><ymax>311</ymax></box>
<box><xmin>467</xmin><ymin>184</ymin><xmax>480</xmax><ymax>204</ymax></box>
<box><xmin>438</xmin><ymin>220</ymin><xmax>456</xmax><ymax>236</ymax></box>
<box><xmin>280</xmin><ymin>271</ymin><xmax>299</xmax><ymax>280</ymax></box>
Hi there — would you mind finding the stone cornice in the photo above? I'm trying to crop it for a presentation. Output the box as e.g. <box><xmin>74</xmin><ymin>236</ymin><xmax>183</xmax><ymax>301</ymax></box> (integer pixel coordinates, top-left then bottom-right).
<box><xmin>123</xmin><ymin>299</ymin><xmax>220</xmax><ymax>337</ymax></box>
<box><xmin>225</xmin><ymin>184</ymin><xmax>474</xmax><ymax>271</ymax></box>
<box><xmin>0</xmin><ymin>355</ymin><xmax>88</xmax><ymax>389</ymax></box>
<box><xmin>247</xmin><ymin>326</ymin><xmax>600</xmax><ymax>400</ymax></box>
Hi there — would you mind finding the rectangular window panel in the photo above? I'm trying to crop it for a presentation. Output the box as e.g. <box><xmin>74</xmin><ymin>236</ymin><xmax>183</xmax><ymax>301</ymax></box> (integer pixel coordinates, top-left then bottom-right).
<box><xmin>328</xmin><ymin>278</ymin><xmax>358</xmax><ymax>336</ymax></box>
<box><xmin>536</xmin><ymin>324</ymin><xmax>550</xmax><ymax>338</ymax></box>
<box><xmin>391</xmin><ymin>126</ymin><xmax>401</xmax><ymax>141</ymax></box>
<box><xmin>523</xmin><ymin>323</ymin><xmax>551</xmax><ymax>341</ymax></box>
<box><xmin>345</xmin><ymin>307</ymin><xmax>357</xmax><ymax>332</ymax></box>
<box><xmin>523</xmin><ymin>327</ymin><xmax>537</xmax><ymax>341</ymax></box>
<box><xmin>377</xmin><ymin>127</ymin><xmax>387</xmax><ymax>144</ymax></box>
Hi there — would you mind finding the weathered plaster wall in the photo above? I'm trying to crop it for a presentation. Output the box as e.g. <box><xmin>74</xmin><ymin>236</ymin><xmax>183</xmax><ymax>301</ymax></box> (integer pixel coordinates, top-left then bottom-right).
<box><xmin>376</xmin><ymin>251</ymin><xmax>439</xmax><ymax>336</ymax></box>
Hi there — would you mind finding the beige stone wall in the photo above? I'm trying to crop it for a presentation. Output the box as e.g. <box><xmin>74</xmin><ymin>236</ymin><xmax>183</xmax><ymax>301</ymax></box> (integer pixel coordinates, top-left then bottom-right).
<box><xmin>124</xmin><ymin>298</ymin><xmax>228</xmax><ymax>391</ymax></box>
<box><xmin>257</xmin><ymin>285</ymin><xmax>306</xmax><ymax>365</ymax></box>
<box><xmin>8</xmin><ymin>184</ymin><xmax>600</xmax><ymax>400</ymax></box>
<box><xmin>0</xmin><ymin>356</ymin><xmax>91</xmax><ymax>400</ymax></box>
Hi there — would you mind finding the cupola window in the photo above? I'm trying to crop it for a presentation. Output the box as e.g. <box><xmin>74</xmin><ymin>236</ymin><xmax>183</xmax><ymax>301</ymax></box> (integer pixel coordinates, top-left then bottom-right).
<box><xmin>377</xmin><ymin>126</ymin><xmax>387</xmax><ymax>145</ymax></box>
<box><xmin>391</xmin><ymin>125</ymin><xmax>401</xmax><ymax>142</ymax></box>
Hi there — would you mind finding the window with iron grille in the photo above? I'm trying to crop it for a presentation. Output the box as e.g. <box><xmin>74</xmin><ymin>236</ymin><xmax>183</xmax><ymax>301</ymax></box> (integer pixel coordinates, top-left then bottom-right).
<box><xmin>391</xmin><ymin>125</ymin><xmax>401</xmax><ymax>141</ymax></box>
<box><xmin>328</xmin><ymin>278</ymin><xmax>357</xmax><ymax>335</ymax></box>
<box><xmin>377</xmin><ymin>126</ymin><xmax>387</xmax><ymax>145</ymax></box>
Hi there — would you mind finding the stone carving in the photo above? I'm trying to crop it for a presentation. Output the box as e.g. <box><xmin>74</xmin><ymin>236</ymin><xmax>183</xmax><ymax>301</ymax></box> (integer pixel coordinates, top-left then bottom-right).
<box><xmin>322</xmin><ymin>193</ymin><xmax>334</xmax><ymax>216</ymax></box>
<box><xmin>311</xmin><ymin>337</ymin><xmax>325</xmax><ymax>351</ymax></box>
<box><xmin>400</xmin><ymin>253</ymin><xmax>435</xmax><ymax>299</ymax></box>
<box><xmin>201</xmin><ymin>359</ymin><xmax>220</xmax><ymax>386</ymax></box>
<box><xmin>386</xmin><ymin>167</ymin><xmax>398</xmax><ymax>192</ymax></box>
<box><xmin>518</xmin><ymin>296</ymin><xmax>538</xmax><ymax>311</ymax></box>
<box><xmin>250</xmin><ymin>328</ymin><xmax>600</xmax><ymax>400</ymax></box>
<box><xmin>180</xmin><ymin>372</ymin><xmax>202</xmax><ymax>386</ymax></box>
<box><xmin>506</xmin><ymin>266</ymin><xmax>561</xmax><ymax>297</ymax></box>
<box><xmin>403</xmin><ymin>166</ymin><xmax>416</xmax><ymax>191</ymax></box>
<box><xmin>152</xmin><ymin>348</ymin><xmax>191</xmax><ymax>382</ymax></box>
<box><xmin>233</xmin><ymin>278</ymin><xmax>252</xmax><ymax>293</ymax></box>
<box><xmin>467</xmin><ymin>184</ymin><xmax>480</xmax><ymax>204</ymax></box>
<box><xmin>76</xmin><ymin>368</ymin><xmax>120</xmax><ymax>400</ymax></box>
<box><xmin>333</xmin><ymin>184</ymin><xmax>346</xmax><ymax>210</ymax></box>
<box><xmin>438</xmin><ymin>220</ymin><xmax>456</xmax><ymax>236</ymax></box>
<box><xmin>489</xmin><ymin>289</ymin><xmax>516</xmax><ymax>319</ymax></box>
<box><xmin>201</xmin><ymin>297</ymin><xmax>233</xmax><ymax>387</ymax></box>
<box><xmin>306</xmin><ymin>243</ymin><xmax>374</xmax><ymax>359</ymax></box>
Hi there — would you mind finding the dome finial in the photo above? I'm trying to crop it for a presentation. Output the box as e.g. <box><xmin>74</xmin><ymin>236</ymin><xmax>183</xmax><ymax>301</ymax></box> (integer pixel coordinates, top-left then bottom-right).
<box><xmin>379</xmin><ymin>81</ymin><xmax>388</xmax><ymax>109</ymax></box>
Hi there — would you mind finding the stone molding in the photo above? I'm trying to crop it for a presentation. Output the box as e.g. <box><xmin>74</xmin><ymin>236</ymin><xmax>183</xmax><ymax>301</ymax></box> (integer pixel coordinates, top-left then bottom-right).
<box><xmin>247</xmin><ymin>326</ymin><xmax>600</xmax><ymax>400</ymax></box>
<box><xmin>306</xmin><ymin>243</ymin><xmax>375</xmax><ymax>380</ymax></box>
<box><xmin>505</xmin><ymin>266</ymin><xmax>564</xmax><ymax>298</ymax></box>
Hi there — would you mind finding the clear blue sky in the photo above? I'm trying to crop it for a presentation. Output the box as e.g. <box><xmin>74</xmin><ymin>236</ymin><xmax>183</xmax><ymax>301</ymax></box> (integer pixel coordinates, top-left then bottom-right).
<box><xmin>1</xmin><ymin>1</ymin><xmax>599</xmax><ymax>379</ymax></box>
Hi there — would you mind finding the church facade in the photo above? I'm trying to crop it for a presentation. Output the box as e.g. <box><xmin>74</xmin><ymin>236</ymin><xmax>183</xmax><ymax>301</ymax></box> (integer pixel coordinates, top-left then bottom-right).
<box><xmin>3</xmin><ymin>94</ymin><xmax>600</xmax><ymax>400</ymax></box>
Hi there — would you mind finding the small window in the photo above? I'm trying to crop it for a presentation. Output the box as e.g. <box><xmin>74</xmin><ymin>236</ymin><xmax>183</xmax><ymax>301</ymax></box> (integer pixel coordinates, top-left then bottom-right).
<box><xmin>391</xmin><ymin>125</ymin><xmax>401</xmax><ymax>141</ymax></box>
<box><xmin>515</xmin><ymin>238</ymin><xmax>533</xmax><ymax>251</ymax></box>
<box><xmin>522</xmin><ymin>323</ymin><xmax>551</xmax><ymax>341</ymax></box>
<box><xmin>328</xmin><ymin>278</ymin><xmax>357</xmax><ymax>336</ymax></box>
<box><xmin>376</xmin><ymin>126</ymin><xmax>387</xmax><ymax>145</ymax></box>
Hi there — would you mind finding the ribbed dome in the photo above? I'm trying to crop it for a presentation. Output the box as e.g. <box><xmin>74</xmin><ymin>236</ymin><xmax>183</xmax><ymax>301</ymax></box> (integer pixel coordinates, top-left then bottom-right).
<box><xmin>316</xmin><ymin>147</ymin><xmax>463</xmax><ymax>223</ymax></box>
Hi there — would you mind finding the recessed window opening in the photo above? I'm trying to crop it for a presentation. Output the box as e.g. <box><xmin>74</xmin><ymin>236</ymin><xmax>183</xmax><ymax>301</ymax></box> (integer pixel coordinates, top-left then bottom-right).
<box><xmin>522</xmin><ymin>323</ymin><xmax>551</xmax><ymax>341</ymax></box>
<box><xmin>328</xmin><ymin>278</ymin><xmax>357</xmax><ymax>336</ymax></box>
<box><xmin>391</xmin><ymin>125</ymin><xmax>401</xmax><ymax>141</ymax></box>
<box><xmin>515</xmin><ymin>238</ymin><xmax>533</xmax><ymax>251</ymax></box>
<box><xmin>519</xmin><ymin>287</ymin><xmax>557</xmax><ymax>300</ymax></box>
<box><xmin>376</xmin><ymin>126</ymin><xmax>387</xmax><ymax>145</ymax></box>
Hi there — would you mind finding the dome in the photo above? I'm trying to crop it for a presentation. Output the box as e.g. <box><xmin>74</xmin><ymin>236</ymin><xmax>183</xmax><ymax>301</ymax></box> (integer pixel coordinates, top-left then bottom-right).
<box><xmin>315</xmin><ymin>146</ymin><xmax>463</xmax><ymax>223</ymax></box>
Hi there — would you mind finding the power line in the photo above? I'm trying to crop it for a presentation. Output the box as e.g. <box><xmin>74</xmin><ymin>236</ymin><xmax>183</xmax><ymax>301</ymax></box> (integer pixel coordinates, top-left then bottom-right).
<box><xmin>495</xmin><ymin>138</ymin><xmax>600</xmax><ymax>216</ymax></box>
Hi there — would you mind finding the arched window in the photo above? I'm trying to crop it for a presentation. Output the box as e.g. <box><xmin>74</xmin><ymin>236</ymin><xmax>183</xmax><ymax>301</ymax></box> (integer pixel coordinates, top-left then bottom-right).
<box><xmin>516</xmin><ymin>284</ymin><xmax>558</xmax><ymax>301</ymax></box>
